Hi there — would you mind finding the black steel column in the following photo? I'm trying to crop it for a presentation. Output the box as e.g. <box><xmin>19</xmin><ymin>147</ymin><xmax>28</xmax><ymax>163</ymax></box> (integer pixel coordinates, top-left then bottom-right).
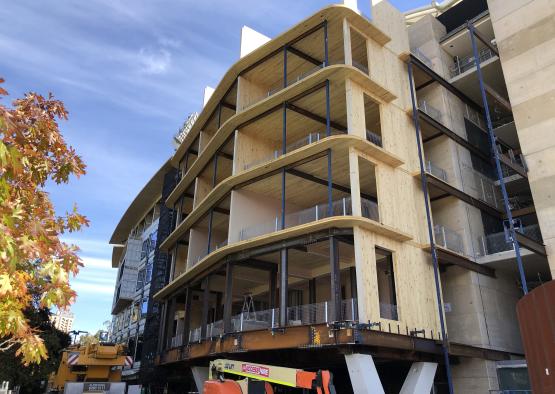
<box><xmin>407</xmin><ymin>61</ymin><xmax>454</xmax><ymax>394</ymax></box>
<box><xmin>329</xmin><ymin>235</ymin><xmax>341</xmax><ymax>321</ymax></box>
<box><xmin>323</xmin><ymin>20</ymin><xmax>329</xmax><ymax>67</ymax></box>
<box><xmin>182</xmin><ymin>287</ymin><xmax>192</xmax><ymax>345</ymax></box>
<box><xmin>200</xmin><ymin>276</ymin><xmax>210</xmax><ymax>339</ymax></box>
<box><xmin>157</xmin><ymin>300</ymin><xmax>168</xmax><ymax>353</ymax></box>
<box><xmin>325</xmin><ymin>79</ymin><xmax>331</xmax><ymax>137</ymax></box>
<box><xmin>309</xmin><ymin>278</ymin><xmax>317</xmax><ymax>322</ymax></box>
<box><xmin>165</xmin><ymin>297</ymin><xmax>176</xmax><ymax>349</ymax></box>
<box><xmin>283</xmin><ymin>45</ymin><xmax>288</xmax><ymax>88</ymax></box>
<box><xmin>467</xmin><ymin>22</ymin><xmax>528</xmax><ymax>294</ymax></box>
<box><xmin>349</xmin><ymin>266</ymin><xmax>357</xmax><ymax>299</ymax></box>
<box><xmin>327</xmin><ymin>149</ymin><xmax>333</xmax><ymax>216</ymax></box>
<box><xmin>279</xmin><ymin>248</ymin><xmax>288</xmax><ymax>327</ymax></box>
<box><xmin>223</xmin><ymin>262</ymin><xmax>234</xmax><ymax>333</ymax></box>
<box><xmin>269</xmin><ymin>267</ymin><xmax>277</xmax><ymax>308</ymax></box>
<box><xmin>281</xmin><ymin>102</ymin><xmax>287</xmax><ymax>230</ymax></box>
<box><xmin>349</xmin><ymin>266</ymin><xmax>358</xmax><ymax>320</ymax></box>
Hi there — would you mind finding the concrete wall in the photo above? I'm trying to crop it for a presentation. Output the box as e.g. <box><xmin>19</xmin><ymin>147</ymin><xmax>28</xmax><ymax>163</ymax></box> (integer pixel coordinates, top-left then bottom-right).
<box><xmin>488</xmin><ymin>0</ymin><xmax>555</xmax><ymax>277</ymax></box>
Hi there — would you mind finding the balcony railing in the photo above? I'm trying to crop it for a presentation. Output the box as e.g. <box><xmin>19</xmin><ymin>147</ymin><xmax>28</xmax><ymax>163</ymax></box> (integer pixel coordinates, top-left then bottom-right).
<box><xmin>239</xmin><ymin>197</ymin><xmax>379</xmax><ymax>241</ymax></box>
<box><xmin>476</xmin><ymin>224</ymin><xmax>542</xmax><ymax>257</ymax></box>
<box><xmin>411</xmin><ymin>47</ymin><xmax>433</xmax><ymax>68</ymax></box>
<box><xmin>418</xmin><ymin>100</ymin><xmax>443</xmax><ymax>124</ymax></box>
<box><xmin>460</xmin><ymin>165</ymin><xmax>501</xmax><ymax>208</ymax></box>
<box><xmin>352</xmin><ymin>60</ymin><xmax>369</xmax><ymax>74</ymax></box>
<box><xmin>425</xmin><ymin>160</ymin><xmax>450</xmax><ymax>183</ymax></box>
<box><xmin>260</xmin><ymin>63</ymin><xmax>325</xmax><ymax>104</ymax></box>
<box><xmin>434</xmin><ymin>224</ymin><xmax>466</xmax><ymax>255</ymax></box>
<box><xmin>243</xmin><ymin>132</ymin><xmax>324</xmax><ymax>171</ymax></box>
<box><xmin>366</xmin><ymin>129</ymin><xmax>382</xmax><ymax>147</ymax></box>
<box><xmin>185</xmin><ymin>299</ymin><xmax>359</xmax><ymax>344</ymax></box>
<box><xmin>450</xmin><ymin>47</ymin><xmax>496</xmax><ymax>78</ymax></box>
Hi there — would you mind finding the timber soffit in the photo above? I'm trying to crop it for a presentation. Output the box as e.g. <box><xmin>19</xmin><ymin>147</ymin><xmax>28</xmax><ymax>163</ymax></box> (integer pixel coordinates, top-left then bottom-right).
<box><xmin>109</xmin><ymin>159</ymin><xmax>172</xmax><ymax>245</ymax></box>
<box><xmin>161</xmin><ymin>135</ymin><xmax>404</xmax><ymax>252</ymax></box>
<box><xmin>165</xmin><ymin>65</ymin><xmax>398</xmax><ymax>208</ymax></box>
<box><xmin>154</xmin><ymin>217</ymin><xmax>412</xmax><ymax>301</ymax></box>
<box><xmin>170</xmin><ymin>5</ymin><xmax>391</xmax><ymax>168</ymax></box>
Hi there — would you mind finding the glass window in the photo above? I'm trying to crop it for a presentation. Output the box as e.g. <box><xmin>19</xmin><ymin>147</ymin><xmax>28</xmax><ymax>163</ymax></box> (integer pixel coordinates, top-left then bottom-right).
<box><xmin>375</xmin><ymin>248</ymin><xmax>398</xmax><ymax>320</ymax></box>
<box><xmin>145</xmin><ymin>262</ymin><xmax>153</xmax><ymax>283</ymax></box>
<box><xmin>141</xmin><ymin>297</ymin><xmax>149</xmax><ymax>315</ymax></box>
<box><xmin>136</xmin><ymin>269</ymin><xmax>145</xmax><ymax>291</ymax></box>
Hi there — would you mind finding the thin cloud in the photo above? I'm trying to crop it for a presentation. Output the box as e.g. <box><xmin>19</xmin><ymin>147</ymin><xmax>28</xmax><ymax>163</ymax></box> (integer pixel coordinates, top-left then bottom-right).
<box><xmin>138</xmin><ymin>47</ymin><xmax>172</xmax><ymax>75</ymax></box>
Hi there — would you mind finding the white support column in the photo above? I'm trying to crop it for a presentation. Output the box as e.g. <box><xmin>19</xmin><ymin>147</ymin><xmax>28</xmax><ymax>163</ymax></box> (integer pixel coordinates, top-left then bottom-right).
<box><xmin>345</xmin><ymin>354</ymin><xmax>385</xmax><ymax>394</ymax></box>
<box><xmin>240</xmin><ymin>26</ymin><xmax>270</xmax><ymax>58</ymax></box>
<box><xmin>399</xmin><ymin>362</ymin><xmax>438</xmax><ymax>394</ymax></box>
<box><xmin>191</xmin><ymin>366</ymin><xmax>210</xmax><ymax>393</ymax></box>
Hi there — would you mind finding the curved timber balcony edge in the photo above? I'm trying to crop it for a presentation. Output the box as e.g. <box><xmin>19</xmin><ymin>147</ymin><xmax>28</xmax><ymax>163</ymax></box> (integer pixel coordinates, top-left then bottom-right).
<box><xmin>166</xmin><ymin>64</ymin><xmax>398</xmax><ymax>208</ymax></box>
<box><xmin>161</xmin><ymin>134</ymin><xmax>404</xmax><ymax>252</ymax></box>
<box><xmin>172</xmin><ymin>5</ymin><xmax>391</xmax><ymax>167</ymax></box>
<box><xmin>154</xmin><ymin>216</ymin><xmax>411</xmax><ymax>301</ymax></box>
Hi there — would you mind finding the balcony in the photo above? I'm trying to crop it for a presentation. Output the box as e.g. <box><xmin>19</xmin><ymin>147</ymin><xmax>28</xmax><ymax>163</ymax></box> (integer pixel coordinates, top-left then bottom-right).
<box><xmin>476</xmin><ymin>224</ymin><xmax>542</xmax><ymax>257</ymax></box>
<box><xmin>183</xmin><ymin>298</ymin><xmax>360</xmax><ymax>345</ymax></box>
<box><xmin>418</xmin><ymin>100</ymin><xmax>443</xmax><ymax>125</ymax></box>
<box><xmin>450</xmin><ymin>47</ymin><xmax>497</xmax><ymax>78</ymax></box>
<box><xmin>434</xmin><ymin>224</ymin><xmax>466</xmax><ymax>256</ymax></box>
<box><xmin>411</xmin><ymin>47</ymin><xmax>433</xmax><ymax>69</ymax></box>
<box><xmin>238</xmin><ymin>197</ymin><xmax>379</xmax><ymax>242</ymax></box>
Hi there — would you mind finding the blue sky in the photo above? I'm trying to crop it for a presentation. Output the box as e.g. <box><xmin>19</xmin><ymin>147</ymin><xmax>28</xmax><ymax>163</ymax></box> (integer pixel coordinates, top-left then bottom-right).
<box><xmin>1</xmin><ymin>0</ymin><xmax>427</xmax><ymax>333</ymax></box>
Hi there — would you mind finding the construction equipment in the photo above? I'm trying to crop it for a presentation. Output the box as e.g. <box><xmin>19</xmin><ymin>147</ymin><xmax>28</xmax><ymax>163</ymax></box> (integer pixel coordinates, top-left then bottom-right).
<box><xmin>205</xmin><ymin>359</ymin><xmax>336</xmax><ymax>394</ymax></box>
<box><xmin>48</xmin><ymin>342</ymin><xmax>131</xmax><ymax>393</ymax></box>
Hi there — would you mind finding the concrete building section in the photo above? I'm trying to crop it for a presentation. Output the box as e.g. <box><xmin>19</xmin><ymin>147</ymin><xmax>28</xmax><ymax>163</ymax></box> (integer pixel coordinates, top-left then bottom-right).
<box><xmin>488</xmin><ymin>0</ymin><xmax>555</xmax><ymax>276</ymax></box>
<box><xmin>50</xmin><ymin>308</ymin><xmax>75</xmax><ymax>333</ymax></box>
<box><xmin>105</xmin><ymin>0</ymin><xmax>554</xmax><ymax>392</ymax></box>
<box><xmin>345</xmin><ymin>354</ymin><xmax>385</xmax><ymax>394</ymax></box>
<box><xmin>399</xmin><ymin>362</ymin><xmax>438</xmax><ymax>394</ymax></box>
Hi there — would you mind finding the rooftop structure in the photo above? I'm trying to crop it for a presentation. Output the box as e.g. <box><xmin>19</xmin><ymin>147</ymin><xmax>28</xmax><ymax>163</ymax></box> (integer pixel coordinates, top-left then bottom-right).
<box><xmin>50</xmin><ymin>309</ymin><xmax>75</xmax><ymax>333</ymax></box>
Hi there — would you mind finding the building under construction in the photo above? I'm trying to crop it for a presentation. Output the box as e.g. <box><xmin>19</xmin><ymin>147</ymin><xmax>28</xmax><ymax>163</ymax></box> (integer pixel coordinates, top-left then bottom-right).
<box><xmin>109</xmin><ymin>0</ymin><xmax>555</xmax><ymax>392</ymax></box>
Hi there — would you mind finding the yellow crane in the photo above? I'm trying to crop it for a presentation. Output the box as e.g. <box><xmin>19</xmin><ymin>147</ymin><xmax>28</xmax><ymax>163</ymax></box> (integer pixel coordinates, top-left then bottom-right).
<box><xmin>205</xmin><ymin>359</ymin><xmax>336</xmax><ymax>394</ymax></box>
<box><xmin>48</xmin><ymin>342</ymin><xmax>131</xmax><ymax>393</ymax></box>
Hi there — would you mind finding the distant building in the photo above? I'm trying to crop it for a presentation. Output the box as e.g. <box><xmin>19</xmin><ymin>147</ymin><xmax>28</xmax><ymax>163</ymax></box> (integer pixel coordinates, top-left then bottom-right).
<box><xmin>50</xmin><ymin>309</ymin><xmax>74</xmax><ymax>333</ymax></box>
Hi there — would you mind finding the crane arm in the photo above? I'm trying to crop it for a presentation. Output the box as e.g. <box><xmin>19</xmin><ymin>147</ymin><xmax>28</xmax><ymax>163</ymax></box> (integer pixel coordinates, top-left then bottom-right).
<box><xmin>209</xmin><ymin>359</ymin><xmax>336</xmax><ymax>394</ymax></box>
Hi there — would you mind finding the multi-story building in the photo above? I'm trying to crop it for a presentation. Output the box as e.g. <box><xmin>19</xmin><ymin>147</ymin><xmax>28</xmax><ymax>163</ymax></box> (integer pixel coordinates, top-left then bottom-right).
<box><xmin>109</xmin><ymin>163</ymin><xmax>171</xmax><ymax>385</ymax></box>
<box><xmin>50</xmin><ymin>309</ymin><xmax>74</xmax><ymax>333</ymax></box>
<box><xmin>108</xmin><ymin>0</ymin><xmax>554</xmax><ymax>392</ymax></box>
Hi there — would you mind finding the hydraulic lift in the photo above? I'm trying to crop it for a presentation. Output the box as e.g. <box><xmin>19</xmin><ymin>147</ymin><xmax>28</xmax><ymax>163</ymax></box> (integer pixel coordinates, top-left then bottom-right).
<box><xmin>204</xmin><ymin>359</ymin><xmax>337</xmax><ymax>394</ymax></box>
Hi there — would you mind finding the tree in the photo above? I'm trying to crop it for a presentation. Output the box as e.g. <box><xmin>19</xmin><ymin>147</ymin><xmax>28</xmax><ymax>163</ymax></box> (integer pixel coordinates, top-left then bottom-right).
<box><xmin>0</xmin><ymin>78</ymin><xmax>88</xmax><ymax>365</ymax></box>
<box><xmin>0</xmin><ymin>306</ymin><xmax>71</xmax><ymax>394</ymax></box>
